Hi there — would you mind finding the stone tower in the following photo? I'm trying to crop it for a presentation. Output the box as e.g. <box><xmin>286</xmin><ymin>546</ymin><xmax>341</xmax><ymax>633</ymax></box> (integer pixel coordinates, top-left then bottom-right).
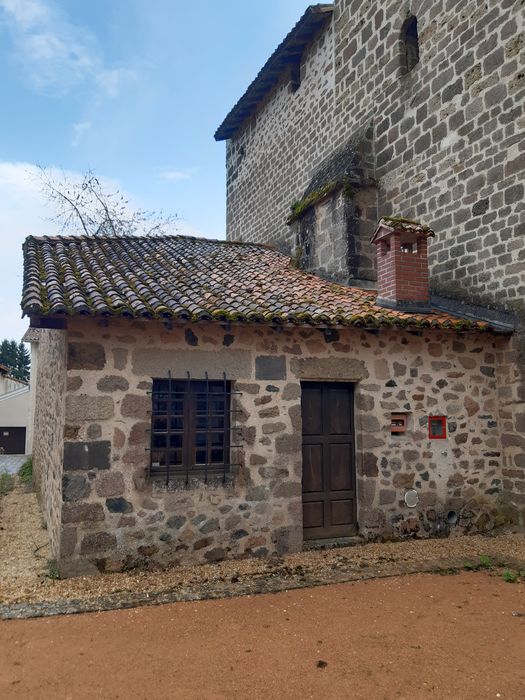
<box><xmin>215</xmin><ymin>1</ymin><xmax>525</xmax><ymax>523</ymax></box>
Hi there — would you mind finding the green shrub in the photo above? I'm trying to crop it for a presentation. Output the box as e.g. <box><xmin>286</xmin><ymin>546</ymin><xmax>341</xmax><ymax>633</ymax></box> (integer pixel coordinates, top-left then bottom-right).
<box><xmin>503</xmin><ymin>569</ymin><xmax>519</xmax><ymax>583</ymax></box>
<box><xmin>0</xmin><ymin>470</ymin><xmax>13</xmax><ymax>496</ymax></box>
<box><xmin>46</xmin><ymin>560</ymin><xmax>60</xmax><ymax>580</ymax></box>
<box><xmin>18</xmin><ymin>456</ymin><xmax>33</xmax><ymax>486</ymax></box>
<box><xmin>478</xmin><ymin>555</ymin><xmax>493</xmax><ymax>569</ymax></box>
<box><xmin>464</xmin><ymin>555</ymin><xmax>494</xmax><ymax>571</ymax></box>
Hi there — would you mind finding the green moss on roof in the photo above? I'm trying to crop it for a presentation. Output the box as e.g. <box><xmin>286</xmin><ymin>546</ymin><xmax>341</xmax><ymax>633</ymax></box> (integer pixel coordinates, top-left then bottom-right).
<box><xmin>381</xmin><ymin>216</ymin><xmax>432</xmax><ymax>231</ymax></box>
<box><xmin>21</xmin><ymin>233</ymin><xmax>494</xmax><ymax>333</ymax></box>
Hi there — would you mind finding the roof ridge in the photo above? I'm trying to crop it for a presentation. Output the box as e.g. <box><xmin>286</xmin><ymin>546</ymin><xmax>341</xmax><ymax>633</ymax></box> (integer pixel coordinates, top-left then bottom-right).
<box><xmin>23</xmin><ymin>233</ymin><xmax>278</xmax><ymax>250</ymax></box>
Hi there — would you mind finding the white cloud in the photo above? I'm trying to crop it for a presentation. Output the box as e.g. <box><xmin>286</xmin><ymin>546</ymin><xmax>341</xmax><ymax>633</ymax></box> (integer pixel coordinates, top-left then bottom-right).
<box><xmin>0</xmin><ymin>161</ymin><xmax>55</xmax><ymax>340</ymax></box>
<box><xmin>71</xmin><ymin>120</ymin><xmax>92</xmax><ymax>147</ymax></box>
<box><xmin>159</xmin><ymin>167</ymin><xmax>199</xmax><ymax>183</ymax></box>
<box><xmin>0</xmin><ymin>0</ymin><xmax>134</xmax><ymax>96</ymax></box>
<box><xmin>96</xmin><ymin>68</ymin><xmax>137</xmax><ymax>98</ymax></box>
<box><xmin>0</xmin><ymin>161</ymin><xmax>206</xmax><ymax>340</ymax></box>
<box><xmin>0</xmin><ymin>0</ymin><xmax>97</xmax><ymax>92</ymax></box>
<box><xmin>0</xmin><ymin>0</ymin><xmax>49</xmax><ymax>28</ymax></box>
<box><xmin>160</xmin><ymin>170</ymin><xmax>192</xmax><ymax>182</ymax></box>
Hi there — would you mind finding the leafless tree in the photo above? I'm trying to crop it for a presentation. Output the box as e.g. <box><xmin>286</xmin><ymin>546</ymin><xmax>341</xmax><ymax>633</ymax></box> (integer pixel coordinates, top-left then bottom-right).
<box><xmin>36</xmin><ymin>166</ymin><xmax>178</xmax><ymax>236</ymax></box>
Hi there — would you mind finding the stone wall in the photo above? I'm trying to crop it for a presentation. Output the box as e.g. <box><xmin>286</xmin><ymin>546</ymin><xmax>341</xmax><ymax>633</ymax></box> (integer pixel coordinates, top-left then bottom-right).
<box><xmin>32</xmin><ymin>329</ymin><xmax>67</xmax><ymax>559</ymax></box>
<box><xmin>225</xmin><ymin>0</ymin><xmax>525</xmax><ymax>316</ymax></box>
<box><xmin>0</xmin><ymin>374</ymin><xmax>26</xmax><ymax>394</ymax></box>
<box><xmin>290</xmin><ymin>188</ymin><xmax>377</xmax><ymax>285</ymax></box>
<box><xmin>226</xmin><ymin>20</ymin><xmax>335</xmax><ymax>250</ymax></box>
<box><xmin>58</xmin><ymin>317</ymin><xmax>510</xmax><ymax>574</ymax></box>
<box><xmin>496</xmin><ymin>332</ymin><xmax>525</xmax><ymax>528</ymax></box>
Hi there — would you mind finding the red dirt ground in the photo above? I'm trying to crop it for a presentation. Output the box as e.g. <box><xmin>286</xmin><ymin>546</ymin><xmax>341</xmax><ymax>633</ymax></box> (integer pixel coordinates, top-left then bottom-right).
<box><xmin>1</xmin><ymin>571</ymin><xmax>524</xmax><ymax>699</ymax></box>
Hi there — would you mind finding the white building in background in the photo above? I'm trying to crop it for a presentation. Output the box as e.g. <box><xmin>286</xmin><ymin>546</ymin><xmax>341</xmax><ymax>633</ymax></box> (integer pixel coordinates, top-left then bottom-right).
<box><xmin>0</xmin><ymin>360</ymin><xmax>31</xmax><ymax>454</ymax></box>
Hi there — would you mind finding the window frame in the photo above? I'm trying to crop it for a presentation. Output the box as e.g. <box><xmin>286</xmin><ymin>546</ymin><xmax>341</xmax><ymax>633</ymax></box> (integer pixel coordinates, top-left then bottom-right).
<box><xmin>149</xmin><ymin>377</ymin><xmax>231</xmax><ymax>483</ymax></box>
<box><xmin>428</xmin><ymin>415</ymin><xmax>447</xmax><ymax>440</ymax></box>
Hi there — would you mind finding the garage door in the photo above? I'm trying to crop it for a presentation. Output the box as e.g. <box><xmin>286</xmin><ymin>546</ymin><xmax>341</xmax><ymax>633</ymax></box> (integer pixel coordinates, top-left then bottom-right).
<box><xmin>0</xmin><ymin>427</ymin><xmax>26</xmax><ymax>454</ymax></box>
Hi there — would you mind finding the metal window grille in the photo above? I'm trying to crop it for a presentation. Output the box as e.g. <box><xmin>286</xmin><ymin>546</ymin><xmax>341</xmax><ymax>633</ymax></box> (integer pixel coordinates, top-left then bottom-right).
<box><xmin>149</xmin><ymin>372</ymin><xmax>241</xmax><ymax>484</ymax></box>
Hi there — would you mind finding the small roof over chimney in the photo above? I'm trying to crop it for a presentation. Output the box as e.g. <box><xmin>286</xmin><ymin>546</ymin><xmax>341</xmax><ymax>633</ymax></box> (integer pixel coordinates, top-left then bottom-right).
<box><xmin>371</xmin><ymin>217</ymin><xmax>435</xmax><ymax>313</ymax></box>
<box><xmin>370</xmin><ymin>217</ymin><xmax>434</xmax><ymax>245</ymax></box>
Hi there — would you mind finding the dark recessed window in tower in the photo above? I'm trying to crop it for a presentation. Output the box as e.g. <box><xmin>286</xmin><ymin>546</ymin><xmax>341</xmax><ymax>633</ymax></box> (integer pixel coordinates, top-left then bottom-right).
<box><xmin>401</xmin><ymin>15</ymin><xmax>419</xmax><ymax>74</ymax></box>
<box><xmin>289</xmin><ymin>62</ymin><xmax>301</xmax><ymax>93</ymax></box>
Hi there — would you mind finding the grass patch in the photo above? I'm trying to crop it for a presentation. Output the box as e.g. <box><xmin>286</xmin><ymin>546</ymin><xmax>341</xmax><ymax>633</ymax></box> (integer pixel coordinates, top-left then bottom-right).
<box><xmin>502</xmin><ymin>569</ymin><xmax>520</xmax><ymax>583</ymax></box>
<box><xmin>0</xmin><ymin>470</ymin><xmax>14</xmax><ymax>496</ymax></box>
<box><xmin>46</xmin><ymin>560</ymin><xmax>60</xmax><ymax>580</ymax></box>
<box><xmin>18</xmin><ymin>456</ymin><xmax>33</xmax><ymax>486</ymax></box>
<box><xmin>463</xmin><ymin>555</ymin><xmax>494</xmax><ymax>571</ymax></box>
<box><xmin>464</xmin><ymin>559</ymin><xmax>523</xmax><ymax>582</ymax></box>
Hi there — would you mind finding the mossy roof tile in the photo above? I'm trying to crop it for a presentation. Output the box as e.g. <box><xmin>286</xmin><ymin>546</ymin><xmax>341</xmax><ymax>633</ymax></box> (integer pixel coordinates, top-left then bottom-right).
<box><xmin>22</xmin><ymin>234</ymin><xmax>493</xmax><ymax>332</ymax></box>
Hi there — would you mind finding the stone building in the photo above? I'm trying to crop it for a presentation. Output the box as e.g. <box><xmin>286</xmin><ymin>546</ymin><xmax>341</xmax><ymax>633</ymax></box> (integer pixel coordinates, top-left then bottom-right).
<box><xmin>215</xmin><ymin>1</ymin><xmax>525</xmax><ymax>533</ymax></box>
<box><xmin>21</xmin><ymin>1</ymin><xmax>524</xmax><ymax>576</ymax></box>
<box><xmin>22</xmin><ymin>227</ymin><xmax>517</xmax><ymax>576</ymax></box>
<box><xmin>0</xmin><ymin>363</ymin><xmax>31</xmax><ymax>454</ymax></box>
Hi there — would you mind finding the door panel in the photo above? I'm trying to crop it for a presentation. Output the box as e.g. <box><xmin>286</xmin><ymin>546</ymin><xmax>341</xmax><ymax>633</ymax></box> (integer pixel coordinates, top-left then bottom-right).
<box><xmin>302</xmin><ymin>443</ymin><xmax>324</xmax><ymax>493</ymax></box>
<box><xmin>328</xmin><ymin>443</ymin><xmax>353</xmax><ymax>491</ymax></box>
<box><xmin>301</xmin><ymin>383</ymin><xmax>356</xmax><ymax>539</ymax></box>
<box><xmin>327</xmin><ymin>388</ymin><xmax>352</xmax><ymax>434</ymax></box>
<box><xmin>331</xmin><ymin>499</ymin><xmax>354</xmax><ymax>526</ymax></box>
<box><xmin>303</xmin><ymin>501</ymin><xmax>324</xmax><ymax>529</ymax></box>
<box><xmin>301</xmin><ymin>387</ymin><xmax>323</xmax><ymax>435</ymax></box>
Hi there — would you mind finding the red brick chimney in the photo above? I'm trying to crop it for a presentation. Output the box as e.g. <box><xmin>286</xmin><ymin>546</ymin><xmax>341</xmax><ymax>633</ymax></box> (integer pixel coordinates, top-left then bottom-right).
<box><xmin>371</xmin><ymin>217</ymin><xmax>435</xmax><ymax>312</ymax></box>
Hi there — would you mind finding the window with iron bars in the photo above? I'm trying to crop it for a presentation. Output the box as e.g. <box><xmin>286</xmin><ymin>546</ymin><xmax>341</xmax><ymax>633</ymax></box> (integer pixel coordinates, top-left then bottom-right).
<box><xmin>149</xmin><ymin>377</ymin><xmax>231</xmax><ymax>483</ymax></box>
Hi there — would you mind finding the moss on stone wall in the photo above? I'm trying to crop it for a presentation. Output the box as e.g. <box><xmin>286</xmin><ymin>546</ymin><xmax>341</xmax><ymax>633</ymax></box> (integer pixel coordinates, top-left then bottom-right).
<box><xmin>287</xmin><ymin>179</ymin><xmax>357</xmax><ymax>224</ymax></box>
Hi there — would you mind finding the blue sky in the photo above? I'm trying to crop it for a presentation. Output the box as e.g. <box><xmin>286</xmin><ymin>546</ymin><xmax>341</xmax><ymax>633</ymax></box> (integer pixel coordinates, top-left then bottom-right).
<box><xmin>0</xmin><ymin>0</ymin><xmax>308</xmax><ymax>340</ymax></box>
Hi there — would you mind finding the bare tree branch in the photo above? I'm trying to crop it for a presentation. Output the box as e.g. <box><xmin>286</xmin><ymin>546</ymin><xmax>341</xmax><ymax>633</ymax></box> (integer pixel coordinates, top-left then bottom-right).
<box><xmin>35</xmin><ymin>166</ymin><xmax>178</xmax><ymax>237</ymax></box>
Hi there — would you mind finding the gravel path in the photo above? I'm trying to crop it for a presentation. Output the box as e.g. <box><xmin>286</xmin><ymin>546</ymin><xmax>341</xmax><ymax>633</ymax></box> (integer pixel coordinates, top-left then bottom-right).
<box><xmin>0</xmin><ymin>481</ymin><xmax>524</xmax><ymax>617</ymax></box>
<box><xmin>0</xmin><ymin>479</ymin><xmax>49</xmax><ymax>591</ymax></box>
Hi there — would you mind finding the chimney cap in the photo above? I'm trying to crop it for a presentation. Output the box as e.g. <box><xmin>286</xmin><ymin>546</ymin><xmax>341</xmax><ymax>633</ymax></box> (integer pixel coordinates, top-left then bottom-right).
<box><xmin>371</xmin><ymin>217</ymin><xmax>435</xmax><ymax>244</ymax></box>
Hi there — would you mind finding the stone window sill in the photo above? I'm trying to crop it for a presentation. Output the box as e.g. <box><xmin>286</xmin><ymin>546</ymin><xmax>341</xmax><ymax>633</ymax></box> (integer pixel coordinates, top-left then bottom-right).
<box><xmin>151</xmin><ymin>472</ymin><xmax>235</xmax><ymax>493</ymax></box>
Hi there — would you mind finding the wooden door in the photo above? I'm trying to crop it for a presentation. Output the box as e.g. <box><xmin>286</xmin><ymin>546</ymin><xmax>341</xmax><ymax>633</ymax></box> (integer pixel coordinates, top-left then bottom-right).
<box><xmin>301</xmin><ymin>382</ymin><xmax>357</xmax><ymax>540</ymax></box>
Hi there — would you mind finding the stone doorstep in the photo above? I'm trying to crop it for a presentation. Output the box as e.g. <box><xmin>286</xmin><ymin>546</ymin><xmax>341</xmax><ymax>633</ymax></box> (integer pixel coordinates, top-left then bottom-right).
<box><xmin>2</xmin><ymin>556</ymin><xmax>524</xmax><ymax>621</ymax></box>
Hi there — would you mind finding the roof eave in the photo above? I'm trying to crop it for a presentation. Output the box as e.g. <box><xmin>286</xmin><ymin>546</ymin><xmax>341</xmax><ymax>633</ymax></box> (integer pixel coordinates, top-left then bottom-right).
<box><xmin>214</xmin><ymin>4</ymin><xmax>333</xmax><ymax>141</ymax></box>
<box><xmin>429</xmin><ymin>295</ymin><xmax>515</xmax><ymax>334</ymax></box>
<box><xmin>25</xmin><ymin>310</ymin><xmax>502</xmax><ymax>335</ymax></box>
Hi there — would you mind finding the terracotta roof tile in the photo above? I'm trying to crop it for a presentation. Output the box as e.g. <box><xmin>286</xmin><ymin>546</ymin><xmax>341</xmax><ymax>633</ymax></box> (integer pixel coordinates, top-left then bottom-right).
<box><xmin>22</xmin><ymin>234</ymin><xmax>492</xmax><ymax>331</ymax></box>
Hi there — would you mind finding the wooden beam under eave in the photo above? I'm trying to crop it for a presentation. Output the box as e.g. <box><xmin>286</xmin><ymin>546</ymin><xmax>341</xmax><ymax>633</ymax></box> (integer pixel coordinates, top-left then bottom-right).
<box><xmin>29</xmin><ymin>315</ymin><xmax>68</xmax><ymax>330</ymax></box>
